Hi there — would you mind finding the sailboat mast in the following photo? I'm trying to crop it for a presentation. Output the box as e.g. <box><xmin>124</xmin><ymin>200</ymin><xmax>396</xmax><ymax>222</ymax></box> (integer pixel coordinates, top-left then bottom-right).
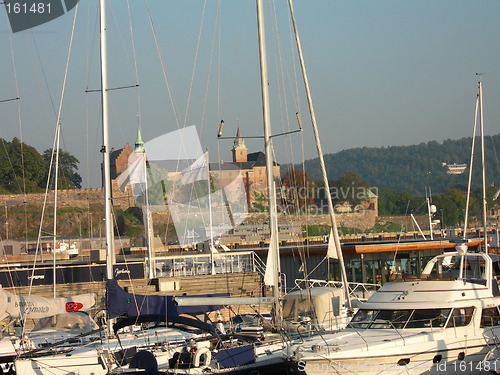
<box><xmin>463</xmin><ymin>94</ymin><xmax>479</xmax><ymax>240</ymax></box>
<box><xmin>256</xmin><ymin>0</ymin><xmax>282</xmax><ymax>326</ymax></box>
<box><xmin>287</xmin><ymin>0</ymin><xmax>351</xmax><ymax>309</ymax></box>
<box><xmin>99</xmin><ymin>0</ymin><xmax>114</xmax><ymax>279</ymax></box>
<box><xmin>479</xmin><ymin>80</ymin><xmax>488</xmax><ymax>253</ymax></box>
<box><xmin>52</xmin><ymin>123</ymin><xmax>61</xmax><ymax>298</ymax></box>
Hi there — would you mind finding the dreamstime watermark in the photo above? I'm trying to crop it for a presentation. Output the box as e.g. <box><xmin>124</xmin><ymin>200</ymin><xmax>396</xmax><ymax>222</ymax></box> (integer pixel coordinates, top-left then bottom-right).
<box><xmin>4</xmin><ymin>0</ymin><xmax>79</xmax><ymax>33</ymax></box>
<box><xmin>297</xmin><ymin>359</ymin><xmax>430</xmax><ymax>373</ymax></box>
<box><xmin>277</xmin><ymin>184</ymin><xmax>378</xmax><ymax>202</ymax></box>
<box><xmin>249</xmin><ymin>182</ymin><xmax>377</xmax><ymax>217</ymax></box>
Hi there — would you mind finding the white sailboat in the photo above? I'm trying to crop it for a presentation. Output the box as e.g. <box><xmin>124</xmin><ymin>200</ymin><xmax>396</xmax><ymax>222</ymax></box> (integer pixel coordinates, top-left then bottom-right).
<box><xmin>287</xmin><ymin>79</ymin><xmax>500</xmax><ymax>375</ymax></box>
<box><xmin>11</xmin><ymin>0</ymin><xmax>289</xmax><ymax>373</ymax></box>
<box><xmin>11</xmin><ymin>1</ymin><xmax>215</xmax><ymax>374</ymax></box>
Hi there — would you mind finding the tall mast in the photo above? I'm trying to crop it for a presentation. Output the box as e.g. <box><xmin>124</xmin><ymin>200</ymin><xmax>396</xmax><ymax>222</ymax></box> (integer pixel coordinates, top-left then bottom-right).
<box><xmin>99</xmin><ymin>0</ymin><xmax>114</xmax><ymax>279</ymax></box>
<box><xmin>287</xmin><ymin>0</ymin><xmax>351</xmax><ymax>309</ymax></box>
<box><xmin>256</xmin><ymin>0</ymin><xmax>282</xmax><ymax>326</ymax></box>
<box><xmin>479</xmin><ymin>79</ymin><xmax>488</xmax><ymax>253</ymax></box>
<box><xmin>52</xmin><ymin>124</ymin><xmax>61</xmax><ymax>298</ymax></box>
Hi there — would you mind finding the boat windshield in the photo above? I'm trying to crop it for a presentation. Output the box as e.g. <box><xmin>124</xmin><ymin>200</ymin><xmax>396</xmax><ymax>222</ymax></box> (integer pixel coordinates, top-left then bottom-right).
<box><xmin>349</xmin><ymin>308</ymin><xmax>452</xmax><ymax>329</ymax></box>
<box><xmin>422</xmin><ymin>254</ymin><xmax>488</xmax><ymax>281</ymax></box>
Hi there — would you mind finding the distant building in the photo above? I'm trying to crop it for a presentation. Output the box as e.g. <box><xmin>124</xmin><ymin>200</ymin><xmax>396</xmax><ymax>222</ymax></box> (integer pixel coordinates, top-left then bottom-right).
<box><xmin>110</xmin><ymin>143</ymin><xmax>134</xmax><ymax>180</ymax></box>
<box><xmin>210</xmin><ymin>128</ymin><xmax>280</xmax><ymax>205</ymax></box>
<box><xmin>111</xmin><ymin>128</ymin><xmax>280</xmax><ymax>206</ymax></box>
<box><xmin>442</xmin><ymin>162</ymin><xmax>467</xmax><ymax>175</ymax></box>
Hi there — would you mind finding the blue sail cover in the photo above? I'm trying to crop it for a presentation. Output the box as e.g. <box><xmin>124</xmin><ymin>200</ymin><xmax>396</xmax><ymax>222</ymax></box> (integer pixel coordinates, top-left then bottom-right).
<box><xmin>106</xmin><ymin>279</ymin><xmax>228</xmax><ymax>333</ymax></box>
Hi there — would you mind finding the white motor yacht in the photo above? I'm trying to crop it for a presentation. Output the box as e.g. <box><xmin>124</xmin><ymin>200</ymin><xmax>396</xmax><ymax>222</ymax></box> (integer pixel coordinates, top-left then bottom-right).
<box><xmin>288</xmin><ymin>248</ymin><xmax>500</xmax><ymax>375</ymax></box>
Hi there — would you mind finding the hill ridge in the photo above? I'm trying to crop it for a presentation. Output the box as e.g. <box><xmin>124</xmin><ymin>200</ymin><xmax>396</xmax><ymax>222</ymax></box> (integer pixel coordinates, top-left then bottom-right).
<box><xmin>292</xmin><ymin>134</ymin><xmax>500</xmax><ymax>195</ymax></box>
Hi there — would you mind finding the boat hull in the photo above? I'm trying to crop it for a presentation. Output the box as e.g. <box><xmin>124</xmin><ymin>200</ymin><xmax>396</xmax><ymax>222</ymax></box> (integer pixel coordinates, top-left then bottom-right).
<box><xmin>291</xmin><ymin>345</ymin><xmax>494</xmax><ymax>375</ymax></box>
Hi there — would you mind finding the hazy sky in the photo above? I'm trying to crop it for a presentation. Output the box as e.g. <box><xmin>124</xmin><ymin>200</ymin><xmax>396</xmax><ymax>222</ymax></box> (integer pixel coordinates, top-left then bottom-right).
<box><xmin>1</xmin><ymin>0</ymin><xmax>499</xmax><ymax>188</ymax></box>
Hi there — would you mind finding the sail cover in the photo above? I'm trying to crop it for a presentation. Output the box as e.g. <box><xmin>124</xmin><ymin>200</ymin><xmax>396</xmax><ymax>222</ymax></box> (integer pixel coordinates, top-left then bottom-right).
<box><xmin>106</xmin><ymin>279</ymin><xmax>228</xmax><ymax>333</ymax></box>
<box><xmin>0</xmin><ymin>286</ymin><xmax>95</xmax><ymax>321</ymax></box>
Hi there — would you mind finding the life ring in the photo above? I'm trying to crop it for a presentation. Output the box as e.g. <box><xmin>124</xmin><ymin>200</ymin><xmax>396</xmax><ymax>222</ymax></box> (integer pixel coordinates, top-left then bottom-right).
<box><xmin>193</xmin><ymin>347</ymin><xmax>211</xmax><ymax>367</ymax></box>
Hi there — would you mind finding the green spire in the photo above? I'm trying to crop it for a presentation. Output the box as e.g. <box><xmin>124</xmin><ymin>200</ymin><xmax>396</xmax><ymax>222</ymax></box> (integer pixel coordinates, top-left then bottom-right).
<box><xmin>134</xmin><ymin>127</ymin><xmax>145</xmax><ymax>153</ymax></box>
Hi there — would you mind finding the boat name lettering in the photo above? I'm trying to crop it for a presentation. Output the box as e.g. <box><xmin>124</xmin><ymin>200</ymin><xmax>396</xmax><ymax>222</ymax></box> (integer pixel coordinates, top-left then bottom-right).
<box><xmin>15</xmin><ymin>303</ymin><xmax>50</xmax><ymax>314</ymax></box>
<box><xmin>115</xmin><ymin>268</ymin><xmax>130</xmax><ymax>276</ymax></box>
<box><xmin>27</xmin><ymin>275</ymin><xmax>45</xmax><ymax>280</ymax></box>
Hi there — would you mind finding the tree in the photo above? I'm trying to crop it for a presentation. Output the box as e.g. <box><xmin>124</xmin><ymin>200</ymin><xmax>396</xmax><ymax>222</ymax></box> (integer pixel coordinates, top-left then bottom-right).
<box><xmin>378</xmin><ymin>189</ymin><xmax>419</xmax><ymax>216</ymax></box>
<box><xmin>280</xmin><ymin>168</ymin><xmax>317</xmax><ymax>212</ymax></box>
<box><xmin>43</xmin><ymin>149</ymin><xmax>82</xmax><ymax>189</ymax></box>
<box><xmin>0</xmin><ymin>138</ymin><xmax>45</xmax><ymax>192</ymax></box>
<box><xmin>330</xmin><ymin>172</ymin><xmax>370</xmax><ymax>206</ymax></box>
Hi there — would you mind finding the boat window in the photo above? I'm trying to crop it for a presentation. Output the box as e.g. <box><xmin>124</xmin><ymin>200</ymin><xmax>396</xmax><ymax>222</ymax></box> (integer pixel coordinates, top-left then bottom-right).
<box><xmin>480</xmin><ymin>307</ymin><xmax>500</xmax><ymax>327</ymax></box>
<box><xmin>423</xmin><ymin>256</ymin><xmax>456</xmax><ymax>281</ymax></box>
<box><xmin>405</xmin><ymin>309</ymin><xmax>451</xmax><ymax>328</ymax></box>
<box><xmin>349</xmin><ymin>309</ymin><xmax>378</xmax><ymax>329</ymax></box>
<box><xmin>350</xmin><ymin>308</ymin><xmax>453</xmax><ymax>329</ymax></box>
<box><xmin>446</xmin><ymin>307</ymin><xmax>475</xmax><ymax>328</ymax></box>
<box><xmin>369</xmin><ymin>310</ymin><xmax>412</xmax><ymax>329</ymax></box>
<box><xmin>463</xmin><ymin>257</ymin><xmax>487</xmax><ymax>280</ymax></box>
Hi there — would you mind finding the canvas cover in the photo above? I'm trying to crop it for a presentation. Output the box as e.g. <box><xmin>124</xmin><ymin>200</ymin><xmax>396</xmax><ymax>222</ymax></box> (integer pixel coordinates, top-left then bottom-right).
<box><xmin>0</xmin><ymin>286</ymin><xmax>95</xmax><ymax>321</ymax></box>
<box><xmin>106</xmin><ymin>279</ymin><xmax>228</xmax><ymax>333</ymax></box>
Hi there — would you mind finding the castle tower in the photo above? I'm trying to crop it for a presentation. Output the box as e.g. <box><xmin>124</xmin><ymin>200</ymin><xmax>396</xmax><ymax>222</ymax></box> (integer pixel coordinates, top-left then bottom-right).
<box><xmin>232</xmin><ymin>127</ymin><xmax>247</xmax><ymax>163</ymax></box>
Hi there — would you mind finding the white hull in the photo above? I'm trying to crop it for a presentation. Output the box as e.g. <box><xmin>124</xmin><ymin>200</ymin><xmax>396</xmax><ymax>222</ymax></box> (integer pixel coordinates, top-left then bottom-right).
<box><xmin>289</xmin><ymin>251</ymin><xmax>500</xmax><ymax>375</ymax></box>
<box><xmin>294</xmin><ymin>346</ymin><xmax>492</xmax><ymax>375</ymax></box>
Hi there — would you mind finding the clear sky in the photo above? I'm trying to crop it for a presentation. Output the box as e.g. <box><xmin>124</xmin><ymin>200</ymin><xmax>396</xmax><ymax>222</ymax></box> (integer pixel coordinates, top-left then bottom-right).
<box><xmin>1</xmin><ymin>0</ymin><xmax>499</xmax><ymax>188</ymax></box>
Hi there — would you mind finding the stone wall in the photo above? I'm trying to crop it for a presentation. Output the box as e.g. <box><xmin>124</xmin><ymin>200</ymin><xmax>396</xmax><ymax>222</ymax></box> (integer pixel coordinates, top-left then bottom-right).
<box><xmin>244</xmin><ymin>210</ymin><xmax>377</xmax><ymax>231</ymax></box>
<box><xmin>0</xmin><ymin>186</ymin><xmax>378</xmax><ymax>241</ymax></box>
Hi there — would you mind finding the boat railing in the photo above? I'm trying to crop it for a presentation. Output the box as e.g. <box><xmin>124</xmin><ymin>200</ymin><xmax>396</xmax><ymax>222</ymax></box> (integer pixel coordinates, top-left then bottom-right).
<box><xmin>483</xmin><ymin>327</ymin><xmax>500</xmax><ymax>347</ymax></box>
<box><xmin>293</xmin><ymin>279</ymin><xmax>380</xmax><ymax>301</ymax></box>
<box><xmin>151</xmin><ymin>251</ymin><xmax>257</xmax><ymax>278</ymax></box>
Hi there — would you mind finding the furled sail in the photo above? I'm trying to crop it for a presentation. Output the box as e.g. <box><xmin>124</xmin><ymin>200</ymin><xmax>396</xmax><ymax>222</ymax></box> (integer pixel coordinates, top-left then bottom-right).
<box><xmin>0</xmin><ymin>286</ymin><xmax>95</xmax><ymax>321</ymax></box>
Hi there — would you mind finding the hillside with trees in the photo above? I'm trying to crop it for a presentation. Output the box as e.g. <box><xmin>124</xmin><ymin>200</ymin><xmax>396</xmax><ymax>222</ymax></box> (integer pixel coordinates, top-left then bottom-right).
<box><xmin>291</xmin><ymin>134</ymin><xmax>500</xmax><ymax>196</ymax></box>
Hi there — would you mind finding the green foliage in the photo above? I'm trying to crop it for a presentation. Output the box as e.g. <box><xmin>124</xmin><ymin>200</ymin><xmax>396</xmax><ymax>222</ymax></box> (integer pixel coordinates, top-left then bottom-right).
<box><xmin>281</xmin><ymin>168</ymin><xmax>317</xmax><ymax>212</ymax></box>
<box><xmin>305</xmin><ymin>225</ymin><xmax>329</xmax><ymax>236</ymax></box>
<box><xmin>378</xmin><ymin>189</ymin><xmax>420</xmax><ymax>216</ymax></box>
<box><xmin>338</xmin><ymin>225</ymin><xmax>364</xmax><ymax>235</ymax></box>
<box><xmin>43</xmin><ymin>148</ymin><xmax>82</xmax><ymax>189</ymax></box>
<box><xmin>0</xmin><ymin>138</ymin><xmax>45</xmax><ymax>192</ymax></box>
<box><xmin>377</xmin><ymin>185</ymin><xmax>496</xmax><ymax>228</ymax></box>
<box><xmin>0</xmin><ymin>139</ymin><xmax>82</xmax><ymax>193</ymax></box>
<box><xmin>373</xmin><ymin>222</ymin><xmax>404</xmax><ymax>233</ymax></box>
<box><xmin>115</xmin><ymin>208</ymin><xmax>144</xmax><ymax>238</ymax></box>
<box><xmin>294</xmin><ymin>135</ymin><xmax>500</xmax><ymax>195</ymax></box>
<box><xmin>328</xmin><ymin>172</ymin><xmax>370</xmax><ymax>206</ymax></box>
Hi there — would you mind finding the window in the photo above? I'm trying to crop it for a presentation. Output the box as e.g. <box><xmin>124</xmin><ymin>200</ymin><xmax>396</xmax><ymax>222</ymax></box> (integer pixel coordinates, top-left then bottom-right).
<box><xmin>406</xmin><ymin>309</ymin><xmax>451</xmax><ymax>328</ymax></box>
<box><xmin>481</xmin><ymin>307</ymin><xmax>500</xmax><ymax>327</ymax></box>
<box><xmin>349</xmin><ymin>308</ymin><xmax>452</xmax><ymax>329</ymax></box>
<box><xmin>446</xmin><ymin>307</ymin><xmax>475</xmax><ymax>328</ymax></box>
<box><xmin>349</xmin><ymin>309</ymin><xmax>378</xmax><ymax>329</ymax></box>
<box><xmin>371</xmin><ymin>310</ymin><xmax>412</xmax><ymax>329</ymax></box>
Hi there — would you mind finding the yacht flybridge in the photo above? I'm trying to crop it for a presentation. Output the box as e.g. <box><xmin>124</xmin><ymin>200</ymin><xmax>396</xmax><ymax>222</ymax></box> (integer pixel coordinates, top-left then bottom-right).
<box><xmin>289</xmin><ymin>248</ymin><xmax>500</xmax><ymax>375</ymax></box>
